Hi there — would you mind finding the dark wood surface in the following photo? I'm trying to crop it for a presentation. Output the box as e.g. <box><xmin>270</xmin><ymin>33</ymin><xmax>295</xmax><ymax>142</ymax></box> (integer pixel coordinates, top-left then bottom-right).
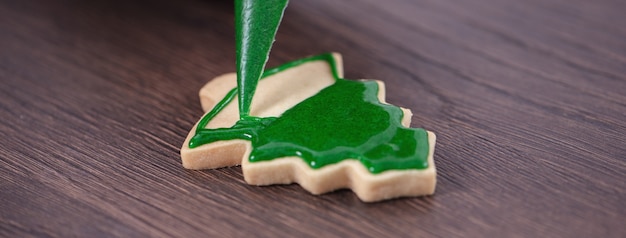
<box><xmin>1</xmin><ymin>0</ymin><xmax>625</xmax><ymax>237</ymax></box>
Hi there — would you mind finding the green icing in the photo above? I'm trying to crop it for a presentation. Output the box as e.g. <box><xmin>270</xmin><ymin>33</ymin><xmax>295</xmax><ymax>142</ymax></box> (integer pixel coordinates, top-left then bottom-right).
<box><xmin>235</xmin><ymin>0</ymin><xmax>289</xmax><ymax>118</ymax></box>
<box><xmin>190</xmin><ymin>1</ymin><xmax>430</xmax><ymax>173</ymax></box>
<box><xmin>189</xmin><ymin>53</ymin><xmax>430</xmax><ymax>173</ymax></box>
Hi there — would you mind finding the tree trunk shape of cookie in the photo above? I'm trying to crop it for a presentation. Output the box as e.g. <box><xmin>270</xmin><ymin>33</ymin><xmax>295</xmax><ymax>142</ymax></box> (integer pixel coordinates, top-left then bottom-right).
<box><xmin>235</xmin><ymin>0</ymin><xmax>289</xmax><ymax>118</ymax></box>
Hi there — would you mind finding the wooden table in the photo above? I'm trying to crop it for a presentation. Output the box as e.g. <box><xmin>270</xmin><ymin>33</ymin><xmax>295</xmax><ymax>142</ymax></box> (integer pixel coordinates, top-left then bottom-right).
<box><xmin>2</xmin><ymin>0</ymin><xmax>624</xmax><ymax>237</ymax></box>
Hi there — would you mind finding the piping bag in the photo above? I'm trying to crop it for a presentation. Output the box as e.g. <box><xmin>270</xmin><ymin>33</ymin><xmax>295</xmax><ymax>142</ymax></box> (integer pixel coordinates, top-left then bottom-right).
<box><xmin>235</xmin><ymin>0</ymin><xmax>289</xmax><ymax>118</ymax></box>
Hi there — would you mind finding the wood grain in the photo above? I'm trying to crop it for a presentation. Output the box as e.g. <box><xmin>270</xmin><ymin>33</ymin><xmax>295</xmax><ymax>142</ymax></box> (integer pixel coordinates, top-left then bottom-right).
<box><xmin>1</xmin><ymin>0</ymin><xmax>624</xmax><ymax>237</ymax></box>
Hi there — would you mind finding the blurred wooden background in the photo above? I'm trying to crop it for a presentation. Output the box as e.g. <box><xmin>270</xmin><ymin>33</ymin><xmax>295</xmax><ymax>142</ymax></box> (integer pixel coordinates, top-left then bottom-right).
<box><xmin>1</xmin><ymin>0</ymin><xmax>624</xmax><ymax>237</ymax></box>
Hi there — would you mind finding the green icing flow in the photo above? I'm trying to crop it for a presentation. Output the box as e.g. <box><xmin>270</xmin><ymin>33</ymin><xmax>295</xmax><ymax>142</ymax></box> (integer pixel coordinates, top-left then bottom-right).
<box><xmin>189</xmin><ymin>53</ymin><xmax>430</xmax><ymax>173</ymax></box>
<box><xmin>188</xmin><ymin>0</ymin><xmax>429</xmax><ymax>173</ymax></box>
<box><xmin>235</xmin><ymin>0</ymin><xmax>289</xmax><ymax>118</ymax></box>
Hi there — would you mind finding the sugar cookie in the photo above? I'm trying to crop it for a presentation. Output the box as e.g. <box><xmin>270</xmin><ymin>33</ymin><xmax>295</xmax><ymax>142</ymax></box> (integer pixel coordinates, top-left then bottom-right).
<box><xmin>181</xmin><ymin>53</ymin><xmax>436</xmax><ymax>202</ymax></box>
